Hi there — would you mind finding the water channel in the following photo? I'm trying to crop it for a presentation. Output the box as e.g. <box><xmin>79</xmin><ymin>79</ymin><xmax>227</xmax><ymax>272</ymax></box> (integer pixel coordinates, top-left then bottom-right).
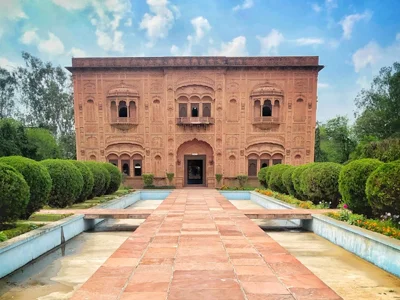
<box><xmin>0</xmin><ymin>198</ymin><xmax>399</xmax><ymax>300</ymax></box>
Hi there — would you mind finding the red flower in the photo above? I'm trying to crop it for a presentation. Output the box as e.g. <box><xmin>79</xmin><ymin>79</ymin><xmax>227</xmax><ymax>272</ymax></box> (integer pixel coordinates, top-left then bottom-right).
<box><xmin>343</xmin><ymin>204</ymin><xmax>348</xmax><ymax>209</ymax></box>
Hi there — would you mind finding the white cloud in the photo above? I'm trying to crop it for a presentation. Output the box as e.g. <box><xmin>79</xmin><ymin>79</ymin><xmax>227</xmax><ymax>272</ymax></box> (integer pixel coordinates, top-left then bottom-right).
<box><xmin>352</xmin><ymin>34</ymin><xmax>400</xmax><ymax>88</ymax></box>
<box><xmin>318</xmin><ymin>82</ymin><xmax>330</xmax><ymax>89</ymax></box>
<box><xmin>52</xmin><ymin>0</ymin><xmax>131</xmax><ymax>52</ymax></box>
<box><xmin>311</xmin><ymin>3</ymin><xmax>321</xmax><ymax>13</ymax></box>
<box><xmin>170</xmin><ymin>45</ymin><xmax>180</xmax><ymax>55</ymax></box>
<box><xmin>339</xmin><ymin>11</ymin><xmax>372</xmax><ymax>40</ymax></box>
<box><xmin>396</xmin><ymin>33</ymin><xmax>400</xmax><ymax>41</ymax></box>
<box><xmin>189</xmin><ymin>16</ymin><xmax>211</xmax><ymax>43</ymax></box>
<box><xmin>257</xmin><ymin>29</ymin><xmax>284</xmax><ymax>55</ymax></box>
<box><xmin>20</xmin><ymin>28</ymin><xmax>39</xmax><ymax>45</ymax></box>
<box><xmin>140</xmin><ymin>0</ymin><xmax>179</xmax><ymax>47</ymax></box>
<box><xmin>210</xmin><ymin>36</ymin><xmax>248</xmax><ymax>56</ymax></box>
<box><xmin>325</xmin><ymin>0</ymin><xmax>337</xmax><ymax>11</ymax></box>
<box><xmin>233</xmin><ymin>0</ymin><xmax>254</xmax><ymax>11</ymax></box>
<box><xmin>295</xmin><ymin>38</ymin><xmax>324</xmax><ymax>46</ymax></box>
<box><xmin>0</xmin><ymin>57</ymin><xmax>18</xmax><ymax>71</ymax></box>
<box><xmin>69</xmin><ymin>47</ymin><xmax>87</xmax><ymax>57</ymax></box>
<box><xmin>352</xmin><ymin>41</ymin><xmax>382</xmax><ymax>73</ymax></box>
<box><xmin>0</xmin><ymin>0</ymin><xmax>27</xmax><ymax>38</ymax></box>
<box><xmin>37</xmin><ymin>32</ymin><xmax>65</xmax><ymax>56</ymax></box>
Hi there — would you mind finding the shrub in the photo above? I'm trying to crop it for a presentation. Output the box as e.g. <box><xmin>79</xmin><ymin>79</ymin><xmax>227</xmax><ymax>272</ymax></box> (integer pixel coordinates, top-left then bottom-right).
<box><xmin>215</xmin><ymin>174</ymin><xmax>223</xmax><ymax>184</ymax></box>
<box><xmin>142</xmin><ymin>174</ymin><xmax>154</xmax><ymax>186</ymax></box>
<box><xmin>352</xmin><ymin>138</ymin><xmax>400</xmax><ymax>162</ymax></box>
<box><xmin>83</xmin><ymin>161</ymin><xmax>107</xmax><ymax>198</ymax></box>
<box><xmin>70</xmin><ymin>160</ymin><xmax>94</xmax><ymax>202</ymax></box>
<box><xmin>366</xmin><ymin>162</ymin><xmax>400</xmax><ymax>216</ymax></box>
<box><xmin>166</xmin><ymin>173</ymin><xmax>174</xmax><ymax>185</ymax></box>
<box><xmin>0</xmin><ymin>163</ymin><xmax>30</xmax><ymax>223</ymax></box>
<box><xmin>264</xmin><ymin>167</ymin><xmax>274</xmax><ymax>188</ymax></box>
<box><xmin>40</xmin><ymin>159</ymin><xmax>84</xmax><ymax>208</ymax></box>
<box><xmin>292</xmin><ymin>164</ymin><xmax>312</xmax><ymax>199</ymax></box>
<box><xmin>237</xmin><ymin>175</ymin><xmax>248</xmax><ymax>187</ymax></box>
<box><xmin>282</xmin><ymin>166</ymin><xmax>296</xmax><ymax>196</ymax></box>
<box><xmin>257</xmin><ymin>167</ymin><xmax>267</xmax><ymax>187</ymax></box>
<box><xmin>0</xmin><ymin>156</ymin><xmax>52</xmax><ymax>218</ymax></box>
<box><xmin>102</xmin><ymin>163</ymin><xmax>122</xmax><ymax>194</ymax></box>
<box><xmin>300</xmin><ymin>162</ymin><xmax>342</xmax><ymax>207</ymax></box>
<box><xmin>269</xmin><ymin>164</ymin><xmax>292</xmax><ymax>194</ymax></box>
<box><xmin>338</xmin><ymin>159</ymin><xmax>383</xmax><ymax>216</ymax></box>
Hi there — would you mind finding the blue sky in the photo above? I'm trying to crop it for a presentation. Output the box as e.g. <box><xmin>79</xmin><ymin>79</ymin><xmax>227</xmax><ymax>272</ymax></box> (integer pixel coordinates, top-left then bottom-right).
<box><xmin>0</xmin><ymin>0</ymin><xmax>399</xmax><ymax>122</ymax></box>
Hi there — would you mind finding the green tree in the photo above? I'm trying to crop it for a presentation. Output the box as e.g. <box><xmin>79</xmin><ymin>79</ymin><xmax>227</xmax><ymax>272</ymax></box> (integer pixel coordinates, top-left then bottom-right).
<box><xmin>0</xmin><ymin>118</ymin><xmax>36</xmax><ymax>158</ymax></box>
<box><xmin>319</xmin><ymin>116</ymin><xmax>356</xmax><ymax>163</ymax></box>
<box><xmin>314</xmin><ymin>122</ymin><xmax>327</xmax><ymax>162</ymax></box>
<box><xmin>26</xmin><ymin>128</ymin><xmax>62</xmax><ymax>160</ymax></box>
<box><xmin>15</xmin><ymin>52</ymin><xmax>75</xmax><ymax>157</ymax></box>
<box><xmin>0</xmin><ymin>68</ymin><xmax>17</xmax><ymax>118</ymax></box>
<box><xmin>354</xmin><ymin>62</ymin><xmax>400</xmax><ymax>140</ymax></box>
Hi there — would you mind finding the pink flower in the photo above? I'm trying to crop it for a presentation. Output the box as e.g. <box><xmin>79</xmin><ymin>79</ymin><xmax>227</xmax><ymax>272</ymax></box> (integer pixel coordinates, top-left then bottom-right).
<box><xmin>343</xmin><ymin>204</ymin><xmax>348</xmax><ymax>209</ymax></box>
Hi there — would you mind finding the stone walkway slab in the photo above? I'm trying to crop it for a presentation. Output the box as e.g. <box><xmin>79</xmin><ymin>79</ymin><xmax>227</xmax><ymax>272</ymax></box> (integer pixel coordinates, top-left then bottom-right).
<box><xmin>70</xmin><ymin>189</ymin><xmax>342</xmax><ymax>300</ymax></box>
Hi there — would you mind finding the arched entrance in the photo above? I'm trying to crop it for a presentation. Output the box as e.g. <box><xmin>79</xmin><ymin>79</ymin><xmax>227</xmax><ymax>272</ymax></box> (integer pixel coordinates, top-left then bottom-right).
<box><xmin>176</xmin><ymin>139</ymin><xmax>214</xmax><ymax>187</ymax></box>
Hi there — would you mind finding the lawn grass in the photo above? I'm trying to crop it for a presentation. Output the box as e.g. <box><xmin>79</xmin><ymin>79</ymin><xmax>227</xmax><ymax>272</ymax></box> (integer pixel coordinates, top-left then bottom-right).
<box><xmin>28</xmin><ymin>213</ymin><xmax>73</xmax><ymax>222</ymax></box>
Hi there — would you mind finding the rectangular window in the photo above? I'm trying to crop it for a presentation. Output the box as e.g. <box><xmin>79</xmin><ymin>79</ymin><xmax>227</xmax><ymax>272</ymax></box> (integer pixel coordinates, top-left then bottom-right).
<box><xmin>133</xmin><ymin>160</ymin><xmax>142</xmax><ymax>176</ymax></box>
<box><xmin>179</xmin><ymin>103</ymin><xmax>187</xmax><ymax>117</ymax></box>
<box><xmin>260</xmin><ymin>159</ymin><xmax>269</xmax><ymax>169</ymax></box>
<box><xmin>272</xmin><ymin>159</ymin><xmax>282</xmax><ymax>165</ymax></box>
<box><xmin>248</xmin><ymin>159</ymin><xmax>257</xmax><ymax>176</ymax></box>
<box><xmin>202</xmin><ymin>103</ymin><xmax>211</xmax><ymax>117</ymax></box>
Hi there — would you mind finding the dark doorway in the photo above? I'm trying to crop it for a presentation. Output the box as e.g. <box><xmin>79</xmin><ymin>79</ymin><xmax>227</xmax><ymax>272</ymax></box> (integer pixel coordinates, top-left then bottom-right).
<box><xmin>186</xmin><ymin>159</ymin><xmax>204</xmax><ymax>185</ymax></box>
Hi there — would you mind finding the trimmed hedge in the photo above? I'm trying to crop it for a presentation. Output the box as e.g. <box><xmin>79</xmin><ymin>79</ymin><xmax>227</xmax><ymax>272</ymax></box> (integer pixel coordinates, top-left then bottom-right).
<box><xmin>83</xmin><ymin>161</ymin><xmax>107</xmax><ymax>198</ymax></box>
<box><xmin>282</xmin><ymin>166</ymin><xmax>296</xmax><ymax>196</ymax></box>
<box><xmin>70</xmin><ymin>160</ymin><xmax>94</xmax><ymax>202</ymax></box>
<box><xmin>292</xmin><ymin>164</ymin><xmax>312</xmax><ymax>199</ymax></box>
<box><xmin>339</xmin><ymin>159</ymin><xmax>383</xmax><ymax>216</ymax></box>
<box><xmin>102</xmin><ymin>163</ymin><xmax>122</xmax><ymax>194</ymax></box>
<box><xmin>300</xmin><ymin>162</ymin><xmax>342</xmax><ymax>207</ymax></box>
<box><xmin>257</xmin><ymin>167</ymin><xmax>268</xmax><ymax>187</ymax></box>
<box><xmin>0</xmin><ymin>156</ymin><xmax>52</xmax><ymax>218</ymax></box>
<box><xmin>0</xmin><ymin>163</ymin><xmax>30</xmax><ymax>223</ymax></box>
<box><xmin>99</xmin><ymin>163</ymin><xmax>111</xmax><ymax>195</ymax></box>
<box><xmin>40</xmin><ymin>159</ymin><xmax>84</xmax><ymax>208</ymax></box>
<box><xmin>366</xmin><ymin>162</ymin><xmax>400</xmax><ymax>216</ymax></box>
<box><xmin>264</xmin><ymin>167</ymin><xmax>274</xmax><ymax>188</ymax></box>
<box><xmin>269</xmin><ymin>164</ymin><xmax>292</xmax><ymax>194</ymax></box>
<box><xmin>142</xmin><ymin>174</ymin><xmax>154</xmax><ymax>186</ymax></box>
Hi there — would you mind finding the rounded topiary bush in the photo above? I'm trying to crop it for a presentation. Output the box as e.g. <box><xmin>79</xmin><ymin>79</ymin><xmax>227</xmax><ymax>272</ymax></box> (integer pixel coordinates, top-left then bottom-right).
<box><xmin>300</xmin><ymin>162</ymin><xmax>342</xmax><ymax>207</ymax></box>
<box><xmin>257</xmin><ymin>167</ymin><xmax>268</xmax><ymax>188</ymax></box>
<box><xmin>40</xmin><ymin>159</ymin><xmax>84</xmax><ymax>208</ymax></box>
<box><xmin>282</xmin><ymin>166</ymin><xmax>296</xmax><ymax>196</ymax></box>
<box><xmin>0</xmin><ymin>163</ymin><xmax>30</xmax><ymax>223</ymax></box>
<box><xmin>264</xmin><ymin>167</ymin><xmax>275</xmax><ymax>188</ymax></box>
<box><xmin>292</xmin><ymin>164</ymin><xmax>312</xmax><ymax>199</ymax></box>
<box><xmin>83</xmin><ymin>161</ymin><xmax>107</xmax><ymax>198</ymax></box>
<box><xmin>339</xmin><ymin>159</ymin><xmax>383</xmax><ymax>216</ymax></box>
<box><xmin>102</xmin><ymin>163</ymin><xmax>122</xmax><ymax>194</ymax></box>
<box><xmin>70</xmin><ymin>160</ymin><xmax>94</xmax><ymax>202</ymax></box>
<box><xmin>0</xmin><ymin>156</ymin><xmax>52</xmax><ymax>218</ymax></box>
<box><xmin>366</xmin><ymin>162</ymin><xmax>400</xmax><ymax>216</ymax></box>
<box><xmin>269</xmin><ymin>164</ymin><xmax>292</xmax><ymax>194</ymax></box>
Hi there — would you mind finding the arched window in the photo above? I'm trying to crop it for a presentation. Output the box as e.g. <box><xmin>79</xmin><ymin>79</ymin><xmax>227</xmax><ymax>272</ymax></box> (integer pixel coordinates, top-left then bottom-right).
<box><xmin>191</xmin><ymin>106</ymin><xmax>198</xmax><ymax>117</ymax></box>
<box><xmin>122</xmin><ymin>163</ymin><xmax>130</xmax><ymax>176</ymax></box>
<box><xmin>228</xmin><ymin>99</ymin><xmax>238</xmax><ymax>121</ymax></box>
<box><xmin>262</xmin><ymin>100</ymin><xmax>272</xmax><ymax>117</ymax></box>
<box><xmin>110</xmin><ymin>101</ymin><xmax>117</xmax><ymax>121</ymax></box>
<box><xmin>248</xmin><ymin>160</ymin><xmax>257</xmax><ymax>176</ymax></box>
<box><xmin>119</xmin><ymin>101</ymin><xmax>127</xmax><ymax>118</ymax></box>
<box><xmin>294</xmin><ymin>154</ymin><xmax>302</xmax><ymax>166</ymax></box>
<box><xmin>179</xmin><ymin>103</ymin><xmax>187</xmax><ymax>117</ymax></box>
<box><xmin>86</xmin><ymin>99</ymin><xmax>95</xmax><ymax>122</ymax></box>
<box><xmin>261</xmin><ymin>162</ymin><xmax>268</xmax><ymax>168</ymax></box>
<box><xmin>152</xmin><ymin>99</ymin><xmax>160</xmax><ymax>122</ymax></box>
<box><xmin>274</xmin><ymin>100</ymin><xmax>280</xmax><ymax>118</ymax></box>
<box><xmin>129</xmin><ymin>101</ymin><xmax>136</xmax><ymax>120</ymax></box>
<box><xmin>203</xmin><ymin>103</ymin><xmax>211</xmax><ymax>117</ymax></box>
<box><xmin>294</xmin><ymin>98</ymin><xmax>306</xmax><ymax>122</ymax></box>
<box><xmin>229</xmin><ymin>155</ymin><xmax>237</xmax><ymax>177</ymax></box>
<box><xmin>254</xmin><ymin>100</ymin><xmax>261</xmax><ymax>119</ymax></box>
<box><xmin>134</xmin><ymin>162</ymin><xmax>142</xmax><ymax>176</ymax></box>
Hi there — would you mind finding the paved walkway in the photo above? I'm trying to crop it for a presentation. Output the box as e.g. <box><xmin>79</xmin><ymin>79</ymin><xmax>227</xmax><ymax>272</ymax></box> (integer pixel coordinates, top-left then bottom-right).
<box><xmin>71</xmin><ymin>189</ymin><xmax>342</xmax><ymax>300</ymax></box>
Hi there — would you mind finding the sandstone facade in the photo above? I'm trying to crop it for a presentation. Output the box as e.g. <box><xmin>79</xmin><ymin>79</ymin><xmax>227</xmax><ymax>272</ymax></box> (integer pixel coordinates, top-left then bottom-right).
<box><xmin>68</xmin><ymin>56</ymin><xmax>323</xmax><ymax>188</ymax></box>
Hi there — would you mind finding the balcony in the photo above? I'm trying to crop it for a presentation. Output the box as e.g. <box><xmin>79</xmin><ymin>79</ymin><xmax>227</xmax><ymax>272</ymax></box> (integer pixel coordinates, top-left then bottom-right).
<box><xmin>110</xmin><ymin>117</ymin><xmax>138</xmax><ymax>130</ymax></box>
<box><xmin>176</xmin><ymin>117</ymin><xmax>215</xmax><ymax>127</ymax></box>
<box><xmin>252</xmin><ymin>116</ymin><xmax>280</xmax><ymax>129</ymax></box>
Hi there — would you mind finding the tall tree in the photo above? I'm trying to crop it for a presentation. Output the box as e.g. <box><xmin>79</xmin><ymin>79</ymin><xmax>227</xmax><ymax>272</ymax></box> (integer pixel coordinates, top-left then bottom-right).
<box><xmin>15</xmin><ymin>52</ymin><xmax>75</xmax><ymax>157</ymax></box>
<box><xmin>314</xmin><ymin>122</ymin><xmax>327</xmax><ymax>162</ymax></box>
<box><xmin>354</xmin><ymin>62</ymin><xmax>400</xmax><ymax>140</ymax></box>
<box><xmin>0</xmin><ymin>68</ymin><xmax>17</xmax><ymax>118</ymax></box>
<box><xmin>0</xmin><ymin>118</ymin><xmax>36</xmax><ymax>158</ymax></box>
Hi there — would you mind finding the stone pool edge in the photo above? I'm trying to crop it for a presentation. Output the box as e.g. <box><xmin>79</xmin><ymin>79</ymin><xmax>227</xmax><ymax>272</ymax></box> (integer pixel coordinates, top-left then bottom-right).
<box><xmin>0</xmin><ymin>191</ymin><xmax>146</xmax><ymax>279</ymax></box>
<box><xmin>221</xmin><ymin>190</ymin><xmax>400</xmax><ymax>278</ymax></box>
